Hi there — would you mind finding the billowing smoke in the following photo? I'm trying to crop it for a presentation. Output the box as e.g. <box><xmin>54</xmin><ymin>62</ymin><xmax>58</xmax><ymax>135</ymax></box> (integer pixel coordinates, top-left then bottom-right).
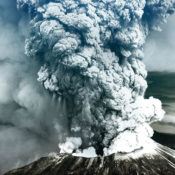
<box><xmin>15</xmin><ymin>0</ymin><xmax>175</xmax><ymax>156</ymax></box>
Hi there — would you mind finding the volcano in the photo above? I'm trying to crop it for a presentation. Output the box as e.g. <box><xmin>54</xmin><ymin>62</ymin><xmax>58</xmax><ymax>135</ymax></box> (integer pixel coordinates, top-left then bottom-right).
<box><xmin>4</xmin><ymin>141</ymin><xmax>175</xmax><ymax>175</ymax></box>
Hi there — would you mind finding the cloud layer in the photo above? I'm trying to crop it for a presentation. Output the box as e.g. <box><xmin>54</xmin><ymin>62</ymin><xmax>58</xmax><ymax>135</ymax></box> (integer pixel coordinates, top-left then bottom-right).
<box><xmin>0</xmin><ymin>1</ymin><xmax>69</xmax><ymax>173</ymax></box>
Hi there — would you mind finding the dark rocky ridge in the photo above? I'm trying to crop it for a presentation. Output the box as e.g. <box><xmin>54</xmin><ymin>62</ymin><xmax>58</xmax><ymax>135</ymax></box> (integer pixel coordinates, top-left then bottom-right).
<box><xmin>4</xmin><ymin>143</ymin><xmax>175</xmax><ymax>175</ymax></box>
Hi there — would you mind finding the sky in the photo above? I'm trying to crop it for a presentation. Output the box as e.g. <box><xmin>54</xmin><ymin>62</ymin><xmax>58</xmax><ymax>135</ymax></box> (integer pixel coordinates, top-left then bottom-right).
<box><xmin>144</xmin><ymin>14</ymin><xmax>175</xmax><ymax>72</ymax></box>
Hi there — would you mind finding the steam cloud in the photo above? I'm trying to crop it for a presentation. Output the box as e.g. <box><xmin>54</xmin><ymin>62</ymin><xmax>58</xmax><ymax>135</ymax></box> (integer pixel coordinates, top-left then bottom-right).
<box><xmin>0</xmin><ymin>0</ymin><xmax>175</xmax><ymax>173</ymax></box>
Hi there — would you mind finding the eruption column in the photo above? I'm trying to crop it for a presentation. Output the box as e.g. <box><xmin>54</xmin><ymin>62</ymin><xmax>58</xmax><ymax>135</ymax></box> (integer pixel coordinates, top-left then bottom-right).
<box><xmin>17</xmin><ymin>0</ymin><xmax>175</xmax><ymax>156</ymax></box>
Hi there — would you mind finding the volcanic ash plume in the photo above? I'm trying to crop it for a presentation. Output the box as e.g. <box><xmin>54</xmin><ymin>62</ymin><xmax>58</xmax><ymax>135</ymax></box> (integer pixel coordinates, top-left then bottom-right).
<box><xmin>17</xmin><ymin>0</ymin><xmax>175</xmax><ymax>156</ymax></box>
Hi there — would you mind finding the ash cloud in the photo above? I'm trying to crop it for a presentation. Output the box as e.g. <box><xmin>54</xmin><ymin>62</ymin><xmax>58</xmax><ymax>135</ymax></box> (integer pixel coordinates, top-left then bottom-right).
<box><xmin>0</xmin><ymin>0</ymin><xmax>175</xmax><ymax>173</ymax></box>
<box><xmin>17</xmin><ymin>0</ymin><xmax>175</xmax><ymax>156</ymax></box>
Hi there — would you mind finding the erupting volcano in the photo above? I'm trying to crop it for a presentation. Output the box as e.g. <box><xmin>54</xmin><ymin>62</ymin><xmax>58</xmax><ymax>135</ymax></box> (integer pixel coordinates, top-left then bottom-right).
<box><xmin>1</xmin><ymin>0</ymin><xmax>175</xmax><ymax>174</ymax></box>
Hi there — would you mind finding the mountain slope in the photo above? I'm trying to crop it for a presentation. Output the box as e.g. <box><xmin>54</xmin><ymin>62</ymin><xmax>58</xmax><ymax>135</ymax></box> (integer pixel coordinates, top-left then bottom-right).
<box><xmin>4</xmin><ymin>144</ymin><xmax>175</xmax><ymax>175</ymax></box>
